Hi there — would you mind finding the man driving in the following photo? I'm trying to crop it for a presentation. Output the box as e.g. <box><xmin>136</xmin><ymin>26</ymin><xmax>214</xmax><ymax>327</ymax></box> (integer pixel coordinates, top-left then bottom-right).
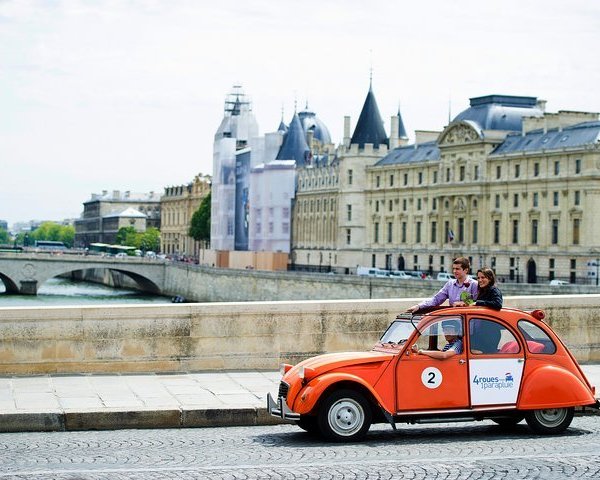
<box><xmin>412</xmin><ymin>320</ymin><xmax>463</xmax><ymax>359</ymax></box>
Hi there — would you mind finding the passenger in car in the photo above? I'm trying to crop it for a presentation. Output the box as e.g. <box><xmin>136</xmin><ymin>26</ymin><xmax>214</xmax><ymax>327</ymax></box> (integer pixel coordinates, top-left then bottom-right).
<box><xmin>470</xmin><ymin>319</ymin><xmax>503</xmax><ymax>354</ymax></box>
<box><xmin>474</xmin><ymin>267</ymin><xmax>503</xmax><ymax>310</ymax></box>
<box><xmin>412</xmin><ymin>320</ymin><xmax>463</xmax><ymax>359</ymax></box>
<box><xmin>407</xmin><ymin>257</ymin><xmax>478</xmax><ymax>313</ymax></box>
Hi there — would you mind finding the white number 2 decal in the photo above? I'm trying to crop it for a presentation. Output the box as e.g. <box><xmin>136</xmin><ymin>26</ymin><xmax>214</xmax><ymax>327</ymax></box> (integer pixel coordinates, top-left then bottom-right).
<box><xmin>421</xmin><ymin>367</ymin><xmax>443</xmax><ymax>389</ymax></box>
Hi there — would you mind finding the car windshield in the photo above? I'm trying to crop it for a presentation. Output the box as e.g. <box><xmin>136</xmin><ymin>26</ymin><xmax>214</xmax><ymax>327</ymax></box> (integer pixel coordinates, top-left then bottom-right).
<box><xmin>379</xmin><ymin>320</ymin><xmax>415</xmax><ymax>344</ymax></box>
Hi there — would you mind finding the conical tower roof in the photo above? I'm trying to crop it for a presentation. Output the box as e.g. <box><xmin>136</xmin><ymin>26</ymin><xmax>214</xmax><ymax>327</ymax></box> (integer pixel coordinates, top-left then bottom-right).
<box><xmin>350</xmin><ymin>84</ymin><xmax>388</xmax><ymax>148</ymax></box>
<box><xmin>397</xmin><ymin>107</ymin><xmax>408</xmax><ymax>139</ymax></box>
<box><xmin>276</xmin><ymin>112</ymin><xmax>310</xmax><ymax>167</ymax></box>
<box><xmin>277</xmin><ymin>120</ymin><xmax>288</xmax><ymax>133</ymax></box>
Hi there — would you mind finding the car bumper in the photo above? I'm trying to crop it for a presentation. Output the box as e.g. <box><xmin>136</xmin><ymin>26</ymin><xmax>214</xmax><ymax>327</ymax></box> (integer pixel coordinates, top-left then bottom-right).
<box><xmin>267</xmin><ymin>392</ymin><xmax>300</xmax><ymax>420</ymax></box>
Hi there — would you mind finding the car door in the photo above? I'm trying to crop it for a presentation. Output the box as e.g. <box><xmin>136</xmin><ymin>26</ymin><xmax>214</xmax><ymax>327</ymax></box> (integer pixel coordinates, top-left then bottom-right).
<box><xmin>395</xmin><ymin>316</ymin><xmax>470</xmax><ymax>411</ymax></box>
<box><xmin>467</xmin><ymin>316</ymin><xmax>525</xmax><ymax>406</ymax></box>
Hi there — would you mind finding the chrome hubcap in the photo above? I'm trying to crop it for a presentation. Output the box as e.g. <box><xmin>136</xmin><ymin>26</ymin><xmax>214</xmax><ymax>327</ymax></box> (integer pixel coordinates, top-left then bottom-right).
<box><xmin>328</xmin><ymin>398</ymin><xmax>364</xmax><ymax>436</ymax></box>
<box><xmin>535</xmin><ymin>408</ymin><xmax>567</xmax><ymax>427</ymax></box>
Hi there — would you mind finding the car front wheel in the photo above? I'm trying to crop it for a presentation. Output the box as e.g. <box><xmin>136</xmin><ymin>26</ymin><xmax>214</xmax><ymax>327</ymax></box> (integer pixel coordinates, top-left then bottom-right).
<box><xmin>525</xmin><ymin>407</ymin><xmax>574</xmax><ymax>434</ymax></box>
<box><xmin>317</xmin><ymin>389</ymin><xmax>372</xmax><ymax>442</ymax></box>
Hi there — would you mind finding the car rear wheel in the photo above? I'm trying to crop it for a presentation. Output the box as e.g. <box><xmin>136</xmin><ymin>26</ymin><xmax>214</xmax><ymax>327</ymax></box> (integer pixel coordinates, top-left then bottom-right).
<box><xmin>525</xmin><ymin>407</ymin><xmax>574</xmax><ymax>434</ymax></box>
<box><xmin>317</xmin><ymin>389</ymin><xmax>372</xmax><ymax>442</ymax></box>
<box><xmin>296</xmin><ymin>415</ymin><xmax>320</xmax><ymax>435</ymax></box>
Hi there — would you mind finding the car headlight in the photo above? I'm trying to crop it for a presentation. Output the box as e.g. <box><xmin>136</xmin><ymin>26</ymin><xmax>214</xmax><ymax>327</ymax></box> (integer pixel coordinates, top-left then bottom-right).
<box><xmin>279</xmin><ymin>363</ymin><xmax>293</xmax><ymax>376</ymax></box>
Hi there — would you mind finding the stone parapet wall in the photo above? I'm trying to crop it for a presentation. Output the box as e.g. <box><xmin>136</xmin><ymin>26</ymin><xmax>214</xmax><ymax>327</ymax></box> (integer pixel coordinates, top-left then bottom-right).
<box><xmin>0</xmin><ymin>295</ymin><xmax>598</xmax><ymax>375</ymax></box>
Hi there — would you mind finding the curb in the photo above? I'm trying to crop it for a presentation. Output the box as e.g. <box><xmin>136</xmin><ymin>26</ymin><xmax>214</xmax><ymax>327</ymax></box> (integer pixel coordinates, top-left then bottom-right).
<box><xmin>0</xmin><ymin>408</ymin><xmax>287</xmax><ymax>433</ymax></box>
<box><xmin>1</xmin><ymin>405</ymin><xmax>597</xmax><ymax>433</ymax></box>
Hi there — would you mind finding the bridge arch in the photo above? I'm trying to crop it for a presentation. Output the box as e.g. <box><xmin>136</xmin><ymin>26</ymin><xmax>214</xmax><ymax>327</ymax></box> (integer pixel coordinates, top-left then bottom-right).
<box><xmin>38</xmin><ymin>266</ymin><xmax>161</xmax><ymax>295</ymax></box>
<box><xmin>0</xmin><ymin>255</ymin><xmax>166</xmax><ymax>296</ymax></box>
<box><xmin>0</xmin><ymin>272</ymin><xmax>19</xmax><ymax>294</ymax></box>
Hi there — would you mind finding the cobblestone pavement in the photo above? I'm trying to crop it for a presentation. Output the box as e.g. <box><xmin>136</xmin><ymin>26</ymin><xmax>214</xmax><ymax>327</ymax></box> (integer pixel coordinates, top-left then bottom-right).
<box><xmin>1</xmin><ymin>417</ymin><xmax>599</xmax><ymax>479</ymax></box>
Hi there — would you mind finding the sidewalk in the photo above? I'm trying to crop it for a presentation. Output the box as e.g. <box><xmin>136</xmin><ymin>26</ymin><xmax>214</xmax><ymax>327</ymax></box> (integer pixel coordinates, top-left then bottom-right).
<box><xmin>1</xmin><ymin>366</ymin><xmax>599</xmax><ymax>433</ymax></box>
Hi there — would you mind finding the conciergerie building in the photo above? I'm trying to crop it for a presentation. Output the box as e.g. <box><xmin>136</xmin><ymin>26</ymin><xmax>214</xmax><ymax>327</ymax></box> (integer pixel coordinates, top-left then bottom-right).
<box><xmin>292</xmin><ymin>90</ymin><xmax>600</xmax><ymax>284</ymax></box>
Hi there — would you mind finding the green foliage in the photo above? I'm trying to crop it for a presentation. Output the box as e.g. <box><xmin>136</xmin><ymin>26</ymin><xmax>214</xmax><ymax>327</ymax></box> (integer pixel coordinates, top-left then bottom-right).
<box><xmin>139</xmin><ymin>227</ymin><xmax>160</xmax><ymax>252</ymax></box>
<box><xmin>0</xmin><ymin>227</ymin><xmax>8</xmax><ymax>244</ymax></box>
<box><xmin>29</xmin><ymin>221</ymin><xmax>75</xmax><ymax>247</ymax></box>
<box><xmin>59</xmin><ymin>225</ymin><xmax>75</xmax><ymax>247</ymax></box>
<box><xmin>189</xmin><ymin>191</ymin><xmax>211</xmax><ymax>244</ymax></box>
<box><xmin>116</xmin><ymin>226</ymin><xmax>137</xmax><ymax>245</ymax></box>
<box><xmin>31</xmin><ymin>222</ymin><xmax>61</xmax><ymax>242</ymax></box>
<box><xmin>117</xmin><ymin>226</ymin><xmax>160</xmax><ymax>252</ymax></box>
<box><xmin>14</xmin><ymin>232</ymin><xmax>27</xmax><ymax>246</ymax></box>
<box><xmin>460</xmin><ymin>291</ymin><xmax>475</xmax><ymax>305</ymax></box>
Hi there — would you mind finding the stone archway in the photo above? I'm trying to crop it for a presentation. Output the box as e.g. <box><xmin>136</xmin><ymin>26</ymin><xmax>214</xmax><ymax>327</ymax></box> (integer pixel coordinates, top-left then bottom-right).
<box><xmin>527</xmin><ymin>258</ymin><xmax>537</xmax><ymax>284</ymax></box>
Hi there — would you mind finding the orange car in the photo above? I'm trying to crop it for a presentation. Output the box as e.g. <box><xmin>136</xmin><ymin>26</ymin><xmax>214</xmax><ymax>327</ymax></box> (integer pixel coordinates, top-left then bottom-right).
<box><xmin>267</xmin><ymin>306</ymin><xmax>599</xmax><ymax>441</ymax></box>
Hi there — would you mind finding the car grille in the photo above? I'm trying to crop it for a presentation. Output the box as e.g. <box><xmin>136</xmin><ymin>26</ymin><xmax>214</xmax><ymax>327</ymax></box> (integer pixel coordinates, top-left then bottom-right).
<box><xmin>278</xmin><ymin>381</ymin><xmax>290</xmax><ymax>399</ymax></box>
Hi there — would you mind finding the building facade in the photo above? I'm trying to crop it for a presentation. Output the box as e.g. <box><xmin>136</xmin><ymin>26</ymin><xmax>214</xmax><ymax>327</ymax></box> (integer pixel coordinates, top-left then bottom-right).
<box><xmin>211</xmin><ymin>86</ymin><xmax>259</xmax><ymax>251</ymax></box>
<box><xmin>211</xmin><ymin>85</ymin><xmax>335</xmax><ymax>256</ymax></box>
<box><xmin>292</xmin><ymin>93</ymin><xmax>600</xmax><ymax>284</ymax></box>
<box><xmin>160</xmin><ymin>173</ymin><xmax>211</xmax><ymax>257</ymax></box>
<box><xmin>292</xmin><ymin>82</ymin><xmax>406</xmax><ymax>271</ymax></box>
<box><xmin>74</xmin><ymin>190</ymin><xmax>161</xmax><ymax>247</ymax></box>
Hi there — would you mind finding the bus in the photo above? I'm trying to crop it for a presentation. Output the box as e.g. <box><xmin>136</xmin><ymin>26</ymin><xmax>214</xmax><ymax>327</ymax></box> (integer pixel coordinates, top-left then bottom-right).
<box><xmin>89</xmin><ymin>243</ymin><xmax>136</xmax><ymax>256</ymax></box>
<box><xmin>0</xmin><ymin>245</ymin><xmax>23</xmax><ymax>253</ymax></box>
<box><xmin>34</xmin><ymin>240</ymin><xmax>67</xmax><ymax>251</ymax></box>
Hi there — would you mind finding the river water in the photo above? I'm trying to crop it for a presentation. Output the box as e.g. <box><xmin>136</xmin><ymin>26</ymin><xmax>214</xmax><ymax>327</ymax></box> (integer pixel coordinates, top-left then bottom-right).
<box><xmin>0</xmin><ymin>277</ymin><xmax>171</xmax><ymax>307</ymax></box>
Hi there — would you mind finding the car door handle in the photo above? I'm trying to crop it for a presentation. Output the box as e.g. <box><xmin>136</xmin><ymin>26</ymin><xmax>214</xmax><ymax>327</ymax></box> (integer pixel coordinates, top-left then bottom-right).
<box><xmin>459</xmin><ymin>359</ymin><xmax>466</xmax><ymax>364</ymax></box>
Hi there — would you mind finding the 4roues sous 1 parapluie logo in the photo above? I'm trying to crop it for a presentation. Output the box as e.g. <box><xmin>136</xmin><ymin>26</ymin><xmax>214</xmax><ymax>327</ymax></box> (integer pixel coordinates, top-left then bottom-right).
<box><xmin>472</xmin><ymin>372</ymin><xmax>514</xmax><ymax>390</ymax></box>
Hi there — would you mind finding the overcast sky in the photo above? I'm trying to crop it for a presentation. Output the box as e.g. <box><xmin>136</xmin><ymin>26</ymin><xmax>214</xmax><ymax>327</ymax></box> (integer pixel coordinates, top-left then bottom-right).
<box><xmin>1</xmin><ymin>0</ymin><xmax>599</xmax><ymax>227</ymax></box>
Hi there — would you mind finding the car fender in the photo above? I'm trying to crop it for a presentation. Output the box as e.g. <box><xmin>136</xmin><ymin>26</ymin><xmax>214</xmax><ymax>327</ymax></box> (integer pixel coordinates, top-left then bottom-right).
<box><xmin>291</xmin><ymin>372</ymin><xmax>391</xmax><ymax>415</ymax></box>
<box><xmin>518</xmin><ymin>364</ymin><xmax>596</xmax><ymax>410</ymax></box>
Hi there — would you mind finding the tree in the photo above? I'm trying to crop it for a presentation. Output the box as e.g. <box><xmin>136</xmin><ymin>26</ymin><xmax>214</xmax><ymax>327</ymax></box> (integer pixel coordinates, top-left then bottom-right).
<box><xmin>189</xmin><ymin>191</ymin><xmax>211</xmax><ymax>246</ymax></box>
<box><xmin>0</xmin><ymin>228</ymin><xmax>8</xmax><ymax>245</ymax></box>
<box><xmin>116</xmin><ymin>226</ymin><xmax>136</xmax><ymax>245</ymax></box>
<box><xmin>59</xmin><ymin>225</ymin><xmax>75</xmax><ymax>247</ymax></box>
<box><xmin>31</xmin><ymin>222</ymin><xmax>62</xmax><ymax>242</ymax></box>
<box><xmin>29</xmin><ymin>222</ymin><xmax>76</xmax><ymax>247</ymax></box>
<box><xmin>139</xmin><ymin>227</ymin><xmax>160</xmax><ymax>252</ymax></box>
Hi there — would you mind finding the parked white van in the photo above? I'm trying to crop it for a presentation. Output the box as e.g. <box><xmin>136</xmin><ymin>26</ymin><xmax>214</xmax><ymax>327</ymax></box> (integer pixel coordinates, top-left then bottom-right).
<box><xmin>356</xmin><ymin>267</ymin><xmax>389</xmax><ymax>277</ymax></box>
<box><xmin>437</xmin><ymin>272</ymin><xmax>455</xmax><ymax>281</ymax></box>
<box><xmin>389</xmin><ymin>270</ymin><xmax>412</xmax><ymax>279</ymax></box>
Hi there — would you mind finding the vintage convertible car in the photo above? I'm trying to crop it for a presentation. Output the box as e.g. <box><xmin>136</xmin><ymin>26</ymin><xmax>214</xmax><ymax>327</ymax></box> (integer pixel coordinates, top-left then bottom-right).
<box><xmin>267</xmin><ymin>306</ymin><xmax>599</xmax><ymax>441</ymax></box>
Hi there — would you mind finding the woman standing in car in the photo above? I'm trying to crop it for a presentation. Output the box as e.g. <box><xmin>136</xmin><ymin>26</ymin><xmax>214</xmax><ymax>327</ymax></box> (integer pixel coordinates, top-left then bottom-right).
<box><xmin>475</xmin><ymin>267</ymin><xmax>503</xmax><ymax>310</ymax></box>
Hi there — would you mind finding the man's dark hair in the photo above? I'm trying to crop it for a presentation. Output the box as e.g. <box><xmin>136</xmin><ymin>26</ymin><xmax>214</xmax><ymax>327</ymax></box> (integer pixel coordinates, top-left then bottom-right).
<box><xmin>452</xmin><ymin>257</ymin><xmax>470</xmax><ymax>272</ymax></box>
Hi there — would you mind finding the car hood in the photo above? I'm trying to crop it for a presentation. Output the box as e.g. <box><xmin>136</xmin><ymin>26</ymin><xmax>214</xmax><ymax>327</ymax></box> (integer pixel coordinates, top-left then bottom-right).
<box><xmin>293</xmin><ymin>351</ymin><xmax>394</xmax><ymax>375</ymax></box>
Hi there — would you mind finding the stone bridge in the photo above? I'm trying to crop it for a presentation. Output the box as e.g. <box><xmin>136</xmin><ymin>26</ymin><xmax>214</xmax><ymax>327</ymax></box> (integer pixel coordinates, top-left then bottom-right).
<box><xmin>0</xmin><ymin>253</ymin><xmax>166</xmax><ymax>295</ymax></box>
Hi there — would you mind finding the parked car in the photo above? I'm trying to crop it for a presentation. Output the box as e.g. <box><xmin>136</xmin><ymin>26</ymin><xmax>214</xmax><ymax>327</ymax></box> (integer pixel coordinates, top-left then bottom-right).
<box><xmin>356</xmin><ymin>267</ymin><xmax>389</xmax><ymax>277</ymax></box>
<box><xmin>549</xmin><ymin>279</ymin><xmax>570</xmax><ymax>286</ymax></box>
<box><xmin>114</xmin><ymin>252</ymin><xmax>128</xmax><ymax>259</ymax></box>
<box><xmin>406</xmin><ymin>270</ymin><xmax>425</xmax><ymax>280</ymax></box>
<box><xmin>268</xmin><ymin>306</ymin><xmax>598</xmax><ymax>441</ymax></box>
<box><xmin>437</xmin><ymin>272</ymin><xmax>455</xmax><ymax>281</ymax></box>
<box><xmin>390</xmin><ymin>270</ymin><xmax>412</xmax><ymax>280</ymax></box>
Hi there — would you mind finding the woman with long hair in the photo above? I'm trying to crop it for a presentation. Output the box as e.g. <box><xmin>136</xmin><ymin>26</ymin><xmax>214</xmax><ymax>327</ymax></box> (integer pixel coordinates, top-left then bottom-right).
<box><xmin>475</xmin><ymin>267</ymin><xmax>503</xmax><ymax>310</ymax></box>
